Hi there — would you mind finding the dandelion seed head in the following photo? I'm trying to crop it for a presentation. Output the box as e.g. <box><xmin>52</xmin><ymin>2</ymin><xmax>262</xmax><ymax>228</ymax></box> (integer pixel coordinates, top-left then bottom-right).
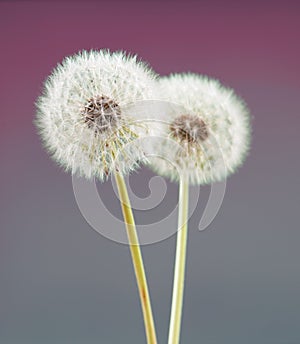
<box><xmin>149</xmin><ymin>73</ymin><xmax>251</xmax><ymax>185</ymax></box>
<box><xmin>36</xmin><ymin>49</ymin><xmax>157</xmax><ymax>180</ymax></box>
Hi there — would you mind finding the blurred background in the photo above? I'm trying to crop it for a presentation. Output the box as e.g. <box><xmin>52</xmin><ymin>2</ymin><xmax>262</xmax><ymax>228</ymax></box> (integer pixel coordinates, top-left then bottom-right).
<box><xmin>0</xmin><ymin>1</ymin><xmax>300</xmax><ymax>343</ymax></box>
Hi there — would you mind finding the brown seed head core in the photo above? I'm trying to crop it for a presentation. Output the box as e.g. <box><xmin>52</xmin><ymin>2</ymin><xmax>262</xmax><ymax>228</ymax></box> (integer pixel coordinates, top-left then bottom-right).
<box><xmin>82</xmin><ymin>95</ymin><xmax>121</xmax><ymax>133</ymax></box>
<box><xmin>170</xmin><ymin>114</ymin><xmax>208</xmax><ymax>143</ymax></box>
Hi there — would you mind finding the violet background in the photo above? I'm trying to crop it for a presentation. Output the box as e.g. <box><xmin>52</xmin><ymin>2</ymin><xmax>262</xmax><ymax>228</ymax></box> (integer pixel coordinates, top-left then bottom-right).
<box><xmin>0</xmin><ymin>1</ymin><xmax>300</xmax><ymax>343</ymax></box>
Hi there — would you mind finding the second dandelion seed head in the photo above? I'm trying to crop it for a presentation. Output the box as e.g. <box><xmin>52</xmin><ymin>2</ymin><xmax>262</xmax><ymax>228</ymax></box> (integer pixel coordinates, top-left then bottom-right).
<box><xmin>148</xmin><ymin>73</ymin><xmax>251</xmax><ymax>185</ymax></box>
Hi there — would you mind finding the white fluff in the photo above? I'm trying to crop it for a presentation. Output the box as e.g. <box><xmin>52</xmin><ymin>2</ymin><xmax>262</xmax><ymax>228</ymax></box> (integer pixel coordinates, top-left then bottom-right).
<box><xmin>36</xmin><ymin>50</ymin><xmax>157</xmax><ymax>180</ymax></box>
<box><xmin>149</xmin><ymin>73</ymin><xmax>251</xmax><ymax>185</ymax></box>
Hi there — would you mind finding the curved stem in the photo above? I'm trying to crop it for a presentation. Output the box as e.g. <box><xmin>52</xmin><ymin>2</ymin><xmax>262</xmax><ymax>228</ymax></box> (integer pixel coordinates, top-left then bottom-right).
<box><xmin>168</xmin><ymin>176</ymin><xmax>189</xmax><ymax>344</ymax></box>
<box><xmin>114</xmin><ymin>172</ymin><xmax>157</xmax><ymax>344</ymax></box>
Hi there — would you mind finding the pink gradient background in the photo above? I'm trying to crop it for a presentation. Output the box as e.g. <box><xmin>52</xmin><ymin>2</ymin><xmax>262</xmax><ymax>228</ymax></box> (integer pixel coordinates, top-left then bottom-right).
<box><xmin>1</xmin><ymin>1</ymin><xmax>300</xmax><ymax>343</ymax></box>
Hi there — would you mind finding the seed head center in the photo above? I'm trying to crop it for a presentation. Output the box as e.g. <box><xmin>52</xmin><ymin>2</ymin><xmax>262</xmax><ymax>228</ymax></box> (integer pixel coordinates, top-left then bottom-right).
<box><xmin>170</xmin><ymin>114</ymin><xmax>208</xmax><ymax>143</ymax></box>
<box><xmin>82</xmin><ymin>95</ymin><xmax>121</xmax><ymax>133</ymax></box>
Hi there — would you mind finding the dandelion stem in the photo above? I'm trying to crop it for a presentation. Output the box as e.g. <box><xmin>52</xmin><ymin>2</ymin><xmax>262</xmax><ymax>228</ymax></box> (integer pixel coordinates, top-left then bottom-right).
<box><xmin>114</xmin><ymin>172</ymin><xmax>157</xmax><ymax>344</ymax></box>
<box><xmin>168</xmin><ymin>176</ymin><xmax>189</xmax><ymax>344</ymax></box>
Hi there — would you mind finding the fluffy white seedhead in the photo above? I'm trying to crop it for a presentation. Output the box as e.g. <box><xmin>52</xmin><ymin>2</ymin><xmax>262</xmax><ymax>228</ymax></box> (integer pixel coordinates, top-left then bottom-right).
<box><xmin>149</xmin><ymin>73</ymin><xmax>251</xmax><ymax>185</ymax></box>
<box><xmin>36</xmin><ymin>50</ymin><xmax>157</xmax><ymax>180</ymax></box>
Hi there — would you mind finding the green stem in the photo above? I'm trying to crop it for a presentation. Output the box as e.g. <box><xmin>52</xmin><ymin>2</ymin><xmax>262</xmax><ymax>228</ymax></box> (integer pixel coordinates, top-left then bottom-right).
<box><xmin>114</xmin><ymin>172</ymin><xmax>157</xmax><ymax>344</ymax></box>
<box><xmin>168</xmin><ymin>176</ymin><xmax>189</xmax><ymax>344</ymax></box>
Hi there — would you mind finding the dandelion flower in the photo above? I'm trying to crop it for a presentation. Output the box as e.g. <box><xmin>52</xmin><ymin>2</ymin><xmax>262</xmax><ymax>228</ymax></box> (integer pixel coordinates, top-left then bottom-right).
<box><xmin>36</xmin><ymin>49</ymin><xmax>157</xmax><ymax>180</ymax></box>
<box><xmin>35</xmin><ymin>50</ymin><xmax>158</xmax><ymax>344</ymax></box>
<box><xmin>149</xmin><ymin>73</ymin><xmax>251</xmax><ymax>344</ymax></box>
<box><xmin>149</xmin><ymin>73</ymin><xmax>251</xmax><ymax>185</ymax></box>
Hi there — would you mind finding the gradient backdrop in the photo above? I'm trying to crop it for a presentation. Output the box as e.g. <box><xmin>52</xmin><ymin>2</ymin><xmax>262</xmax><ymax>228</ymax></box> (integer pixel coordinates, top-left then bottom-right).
<box><xmin>1</xmin><ymin>1</ymin><xmax>300</xmax><ymax>343</ymax></box>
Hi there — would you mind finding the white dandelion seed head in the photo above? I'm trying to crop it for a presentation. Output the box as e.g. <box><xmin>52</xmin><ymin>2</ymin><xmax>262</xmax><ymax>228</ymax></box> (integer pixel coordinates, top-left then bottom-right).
<box><xmin>36</xmin><ymin>49</ymin><xmax>157</xmax><ymax>180</ymax></box>
<box><xmin>149</xmin><ymin>73</ymin><xmax>251</xmax><ymax>185</ymax></box>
